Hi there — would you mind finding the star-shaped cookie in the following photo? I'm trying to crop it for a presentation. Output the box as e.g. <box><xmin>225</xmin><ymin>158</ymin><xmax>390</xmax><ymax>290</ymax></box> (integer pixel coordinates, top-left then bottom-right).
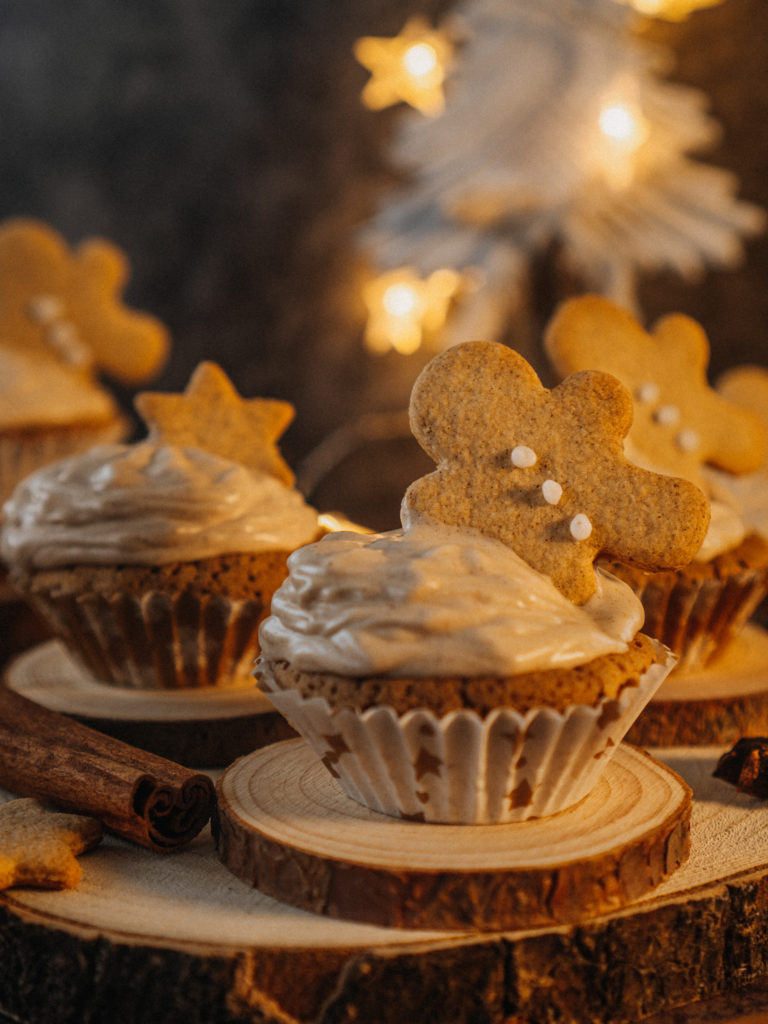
<box><xmin>403</xmin><ymin>341</ymin><xmax>710</xmax><ymax>604</ymax></box>
<box><xmin>545</xmin><ymin>295</ymin><xmax>766</xmax><ymax>487</ymax></box>
<box><xmin>0</xmin><ymin>798</ymin><xmax>102</xmax><ymax>891</ymax></box>
<box><xmin>0</xmin><ymin>217</ymin><xmax>169</xmax><ymax>382</ymax></box>
<box><xmin>135</xmin><ymin>361</ymin><xmax>296</xmax><ymax>484</ymax></box>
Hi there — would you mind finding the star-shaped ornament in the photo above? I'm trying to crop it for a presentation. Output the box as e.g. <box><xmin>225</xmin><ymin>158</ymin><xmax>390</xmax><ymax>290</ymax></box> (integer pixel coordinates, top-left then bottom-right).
<box><xmin>135</xmin><ymin>361</ymin><xmax>296</xmax><ymax>485</ymax></box>
<box><xmin>354</xmin><ymin>17</ymin><xmax>454</xmax><ymax>116</ymax></box>
<box><xmin>0</xmin><ymin>798</ymin><xmax>102</xmax><ymax>891</ymax></box>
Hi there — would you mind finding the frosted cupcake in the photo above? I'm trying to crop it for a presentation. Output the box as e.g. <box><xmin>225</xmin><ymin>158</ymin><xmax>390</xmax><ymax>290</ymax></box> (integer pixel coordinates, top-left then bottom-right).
<box><xmin>2</xmin><ymin>363</ymin><xmax>320</xmax><ymax>689</ymax></box>
<box><xmin>257</xmin><ymin>340</ymin><xmax>708</xmax><ymax>823</ymax></box>
<box><xmin>546</xmin><ymin>295</ymin><xmax>768</xmax><ymax>673</ymax></box>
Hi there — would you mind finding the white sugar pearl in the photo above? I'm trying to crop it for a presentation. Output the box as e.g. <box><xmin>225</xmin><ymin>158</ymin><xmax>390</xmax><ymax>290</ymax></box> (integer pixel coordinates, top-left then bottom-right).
<box><xmin>676</xmin><ymin>428</ymin><xmax>701</xmax><ymax>453</ymax></box>
<box><xmin>654</xmin><ymin>404</ymin><xmax>681</xmax><ymax>427</ymax></box>
<box><xmin>570</xmin><ymin>513</ymin><xmax>592</xmax><ymax>541</ymax></box>
<box><xmin>27</xmin><ymin>294</ymin><xmax>64</xmax><ymax>324</ymax></box>
<box><xmin>635</xmin><ymin>382</ymin><xmax>660</xmax><ymax>404</ymax></box>
<box><xmin>542</xmin><ymin>479</ymin><xmax>562</xmax><ymax>505</ymax></box>
<box><xmin>511</xmin><ymin>445</ymin><xmax>537</xmax><ymax>468</ymax></box>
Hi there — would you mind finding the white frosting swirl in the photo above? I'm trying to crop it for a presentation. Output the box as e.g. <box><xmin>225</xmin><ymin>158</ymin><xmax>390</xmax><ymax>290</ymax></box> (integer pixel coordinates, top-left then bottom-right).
<box><xmin>1</xmin><ymin>441</ymin><xmax>319</xmax><ymax>569</ymax></box>
<box><xmin>704</xmin><ymin>466</ymin><xmax>768</xmax><ymax>546</ymax></box>
<box><xmin>259</xmin><ymin>523</ymin><xmax>645</xmax><ymax>678</ymax></box>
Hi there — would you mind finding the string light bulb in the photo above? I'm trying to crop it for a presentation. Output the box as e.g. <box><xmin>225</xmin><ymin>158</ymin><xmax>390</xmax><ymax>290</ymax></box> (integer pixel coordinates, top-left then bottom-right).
<box><xmin>354</xmin><ymin>17</ymin><xmax>454</xmax><ymax>116</ymax></box>
<box><xmin>363</xmin><ymin>267</ymin><xmax>463</xmax><ymax>354</ymax></box>
<box><xmin>593</xmin><ymin>92</ymin><xmax>649</xmax><ymax>191</ymax></box>
<box><xmin>612</xmin><ymin>0</ymin><xmax>725</xmax><ymax>19</ymax></box>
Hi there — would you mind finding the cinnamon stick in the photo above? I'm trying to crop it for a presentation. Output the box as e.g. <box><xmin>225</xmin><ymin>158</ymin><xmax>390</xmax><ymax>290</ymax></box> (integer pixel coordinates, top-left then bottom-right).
<box><xmin>0</xmin><ymin>686</ymin><xmax>215</xmax><ymax>852</ymax></box>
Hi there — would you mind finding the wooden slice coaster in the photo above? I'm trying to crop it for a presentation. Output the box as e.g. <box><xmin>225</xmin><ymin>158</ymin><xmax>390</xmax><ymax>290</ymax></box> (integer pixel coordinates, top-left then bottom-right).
<box><xmin>627</xmin><ymin>624</ymin><xmax>768</xmax><ymax>747</ymax></box>
<box><xmin>4</xmin><ymin>640</ymin><xmax>295</xmax><ymax>767</ymax></box>
<box><xmin>4</xmin><ymin>745</ymin><xmax>768</xmax><ymax>1024</ymax></box>
<box><xmin>215</xmin><ymin>738</ymin><xmax>692</xmax><ymax>932</ymax></box>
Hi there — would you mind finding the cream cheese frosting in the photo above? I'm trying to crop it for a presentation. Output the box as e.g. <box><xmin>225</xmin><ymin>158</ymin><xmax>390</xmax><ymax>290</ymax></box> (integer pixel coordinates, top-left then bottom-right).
<box><xmin>703</xmin><ymin>466</ymin><xmax>768</xmax><ymax>546</ymax></box>
<box><xmin>0</xmin><ymin>347</ymin><xmax>117</xmax><ymax>430</ymax></box>
<box><xmin>1</xmin><ymin>440</ymin><xmax>319</xmax><ymax>568</ymax></box>
<box><xmin>259</xmin><ymin>521</ymin><xmax>645</xmax><ymax>678</ymax></box>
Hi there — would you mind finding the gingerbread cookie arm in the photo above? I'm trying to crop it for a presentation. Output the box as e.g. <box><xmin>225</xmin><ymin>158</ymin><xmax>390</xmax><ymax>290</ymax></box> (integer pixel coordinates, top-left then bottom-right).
<box><xmin>652</xmin><ymin>316</ymin><xmax>766</xmax><ymax>474</ymax></box>
<box><xmin>71</xmin><ymin>240</ymin><xmax>169</xmax><ymax>384</ymax></box>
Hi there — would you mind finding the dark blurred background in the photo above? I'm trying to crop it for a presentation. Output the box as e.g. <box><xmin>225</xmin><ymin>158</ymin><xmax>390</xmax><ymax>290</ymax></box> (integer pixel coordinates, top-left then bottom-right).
<box><xmin>0</xmin><ymin>0</ymin><xmax>766</xmax><ymax>529</ymax></box>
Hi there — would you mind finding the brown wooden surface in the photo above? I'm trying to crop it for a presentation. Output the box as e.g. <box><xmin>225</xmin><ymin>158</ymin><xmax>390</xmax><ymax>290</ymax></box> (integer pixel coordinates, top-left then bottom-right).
<box><xmin>5</xmin><ymin>639</ymin><xmax>296</xmax><ymax>769</ymax></box>
<box><xmin>214</xmin><ymin>741</ymin><xmax>691</xmax><ymax>933</ymax></box>
<box><xmin>2</xmin><ymin>744</ymin><xmax>768</xmax><ymax>1023</ymax></box>
<box><xmin>628</xmin><ymin>623</ymin><xmax>768</xmax><ymax>746</ymax></box>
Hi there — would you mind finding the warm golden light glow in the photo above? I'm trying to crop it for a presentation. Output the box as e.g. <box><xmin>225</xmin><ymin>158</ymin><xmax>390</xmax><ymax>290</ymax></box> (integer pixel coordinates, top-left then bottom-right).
<box><xmin>363</xmin><ymin>267</ymin><xmax>463</xmax><ymax>355</ymax></box>
<box><xmin>612</xmin><ymin>0</ymin><xmax>724</xmax><ymax>19</ymax></box>
<box><xmin>594</xmin><ymin>95</ymin><xmax>649</xmax><ymax>190</ymax></box>
<box><xmin>354</xmin><ymin>17</ymin><xmax>453</xmax><ymax>116</ymax></box>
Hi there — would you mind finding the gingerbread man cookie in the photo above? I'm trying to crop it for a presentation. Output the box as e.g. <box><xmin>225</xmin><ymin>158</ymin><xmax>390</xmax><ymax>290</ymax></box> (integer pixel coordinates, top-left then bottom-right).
<box><xmin>717</xmin><ymin>365</ymin><xmax>768</xmax><ymax>473</ymax></box>
<box><xmin>545</xmin><ymin>295</ymin><xmax>766</xmax><ymax>487</ymax></box>
<box><xmin>403</xmin><ymin>341</ymin><xmax>709</xmax><ymax>604</ymax></box>
<box><xmin>135</xmin><ymin>361</ymin><xmax>297</xmax><ymax>485</ymax></box>
<box><xmin>0</xmin><ymin>798</ymin><xmax>102</xmax><ymax>891</ymax></box>
<box><xmin>0</xmin><ymin>217</ymin><xmax>168</xmax><ymax>382</ymax></box>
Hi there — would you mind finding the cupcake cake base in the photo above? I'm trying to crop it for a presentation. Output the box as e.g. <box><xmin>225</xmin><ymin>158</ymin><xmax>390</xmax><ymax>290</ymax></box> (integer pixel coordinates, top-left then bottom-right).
<box><xmin>4</xmin><ymin>640</ymin><xmax>295</xmax><ymax>768</ymax></box>
<box><xmin>627</xmin><ymin>623</ymin><xmax>768</xmax><ymax>746</ymax></box>
<box><xmin>214</xmin><ymin>738</ymin><xmax>691</xmax><ymax>933</ymax></box>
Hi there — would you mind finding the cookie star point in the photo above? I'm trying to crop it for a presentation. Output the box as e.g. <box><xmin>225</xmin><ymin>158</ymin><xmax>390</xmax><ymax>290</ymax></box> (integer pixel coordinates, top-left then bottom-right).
<box><xmin>135</xmin><ymin>361</ymin><xmax>296</xmax><ymax>484</ymax></box>
<box><xmin>0</xmin><ymin>798</ymin><xmax>102</xmax><ymax>891</ymax></box>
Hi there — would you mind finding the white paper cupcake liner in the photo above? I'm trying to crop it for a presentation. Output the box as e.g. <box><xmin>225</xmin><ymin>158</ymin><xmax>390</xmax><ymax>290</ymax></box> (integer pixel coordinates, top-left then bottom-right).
<box><xmin>258</xmin><ymin>646</ymin><xmax>674</xmax><ymax>823</ymax></box>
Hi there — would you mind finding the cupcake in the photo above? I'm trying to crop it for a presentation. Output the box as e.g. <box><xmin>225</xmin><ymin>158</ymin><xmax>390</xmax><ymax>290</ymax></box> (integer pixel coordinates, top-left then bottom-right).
<box><xmin>1</xmin><ymin>362</ymin><xmax>320</xmax><ymax>689</ymax></box>
<box><xmin>0</xmin><ymin>217</ymin><xmax>169</xmax><ymax>502</ymax></box>
<box><xmin>545</xmin><ymin>294</ymin><xmax>768</xmax><ymax>673</ymax></box>
<box><xmin>256</xmin><ymin>340</ymin><xmax>708</xmax><ymax>823</ymax></box>
<box><xmin>0</xmin><ymin>218</ymin><xmax>169</xmax><ymax>664</ymax></box>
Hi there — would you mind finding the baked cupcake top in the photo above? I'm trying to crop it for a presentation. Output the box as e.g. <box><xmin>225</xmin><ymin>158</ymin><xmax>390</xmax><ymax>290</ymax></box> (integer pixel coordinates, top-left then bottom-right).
<box><xmin>1</xmin><ymin>362</ymin><xmax>319</xmax><ymax>569</ymax></box>
<box><xmin>260</xmin><ymin>339</ymin><xmax>709</xmax><ymax>678</ymax></box>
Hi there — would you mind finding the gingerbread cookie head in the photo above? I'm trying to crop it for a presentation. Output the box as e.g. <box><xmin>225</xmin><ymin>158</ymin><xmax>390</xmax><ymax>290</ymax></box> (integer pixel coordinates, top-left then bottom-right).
<box><xmin>544</xmin><ymin>295</ymin><xmax>766</xmax><ymax>487</ymax></box>
<box><xmin>403</xmin><ymin>341</ymin><xmax>709</xmax><ymax>604</ymax></box>
<box><xmin>0</xmin><ymin>798</ymin><xmax>102</xmax><ymax>891</ymax></box>
<box><xmin>0</xmin><ymin>217</ymin><xmax>168</xmax><ymax>382</ymax></box>
<box><xmin>717</xmin><ymin>365</ymin><xmax>768</xmax><ymax>473</ymax></box>
<box><xmin>134</xmin><ymin>361</ymin><xmax>297</xmax><ymax>485</ymax></box>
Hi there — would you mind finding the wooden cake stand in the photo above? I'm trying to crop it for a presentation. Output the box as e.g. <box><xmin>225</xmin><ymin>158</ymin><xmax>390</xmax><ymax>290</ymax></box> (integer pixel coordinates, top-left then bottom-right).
<box><xmin>3</xmin><ymin>639</ymin><xmax>295</xmax><ymax>767</ymax></box>
<box><xmin>4</xmin><ymin>742</ymin><xmax>768</xmax><ymax>1023</ymax></box>
<box><xmin>627</xmin><ymin>623</ymin><xmax>768</xmax><ymax>746</ymax></box>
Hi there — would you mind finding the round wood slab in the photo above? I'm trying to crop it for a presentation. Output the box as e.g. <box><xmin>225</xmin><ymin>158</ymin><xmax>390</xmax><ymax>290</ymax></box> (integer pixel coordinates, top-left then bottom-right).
<box><xmin>214</xmin><ymin>740</ymin><xmax>691</xmax><ymax>932</ymax></box>
<box><xmin>3</xmin><ymin>640</ymin><xmax>295</xmax><ymax>767</ymax></box>
<box><xmin>3</xmin><ymin>744</ymin><xmax>768</xmax><ymax>1023</ymax></box>
<box><xmin>627</xmin><ymin>624</ymin><xmax>768</xmax><ymax>746</ymax></box>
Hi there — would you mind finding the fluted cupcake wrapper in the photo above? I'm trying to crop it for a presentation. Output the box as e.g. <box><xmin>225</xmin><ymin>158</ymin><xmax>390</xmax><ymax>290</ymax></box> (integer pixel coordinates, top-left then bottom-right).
<box><xmin>631</xmin><ymin>569</ymin><xmax>768</xmax><ymax>674</ymax></box>
<box><xmin>258</xmin><ymin>645</ymin><xmax>674</xmax><ymax>824</ymax></box>
<box><xmin>26</xmin><ymin>588</ymin><xmax>267</xmax><ymax>689</ymax></box>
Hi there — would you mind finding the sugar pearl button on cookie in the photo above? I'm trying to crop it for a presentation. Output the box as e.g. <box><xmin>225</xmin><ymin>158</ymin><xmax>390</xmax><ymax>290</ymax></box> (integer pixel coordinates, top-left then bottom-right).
<box><xmin>570</xmin><ymin>514</ymin><xmax>592</xmax><ymax>541</ymax></box>
<box><xmin>511</xmin><ymin>445</ymin><xmax>537</xmax><ymax>468</ymax></box>
<box><xmin>542</xmin><ymin>479</ymin><xmax>562</xmax><ymax>505</ymax></box>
